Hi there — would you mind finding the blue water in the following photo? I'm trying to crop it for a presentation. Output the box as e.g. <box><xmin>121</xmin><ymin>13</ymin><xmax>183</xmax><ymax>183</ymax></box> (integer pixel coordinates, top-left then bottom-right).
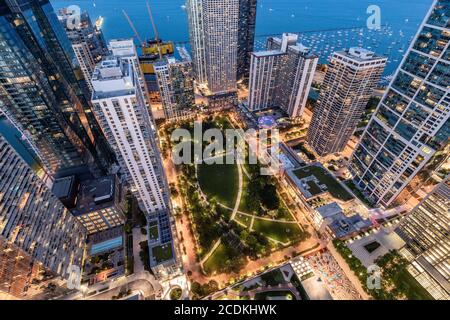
<box><xmin>90</xmin><ymin>236</ymin><xmax>123</xmax><ymax>255</ymax></box>
<box><xmin>50</xmin><ymin>0</ymin><xmax>434</xmax><ymax>75</ymax></box>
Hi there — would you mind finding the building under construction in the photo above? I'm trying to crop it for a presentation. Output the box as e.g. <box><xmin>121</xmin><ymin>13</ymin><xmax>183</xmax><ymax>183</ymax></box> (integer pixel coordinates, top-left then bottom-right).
<box><xmin>139</xmin><ymin>39</ymin><xmax>175</xmax><ymax>104</ymax></box>
<box><xmin>123</xmin><ymin>3</ymin><xmax>176</xmax><ymax>107</ymax></box>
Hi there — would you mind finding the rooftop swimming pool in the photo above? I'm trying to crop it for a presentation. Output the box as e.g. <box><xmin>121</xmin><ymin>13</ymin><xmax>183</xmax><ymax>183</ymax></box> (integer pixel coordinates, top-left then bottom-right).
<box><xmin>90</xmin><ymin>236</ymin><xmax>123</xmax><ymax>255</ymax></box>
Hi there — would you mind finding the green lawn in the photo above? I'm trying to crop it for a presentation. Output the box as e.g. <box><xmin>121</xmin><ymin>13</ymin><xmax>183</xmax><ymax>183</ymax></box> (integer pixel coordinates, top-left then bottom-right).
<box><xmin>252</xmin><ymin>219</ymin><xmax>303</xmax><ymax>243</ymax></box>
<box><xmin>198</xmin><ymin>156</ymin><xmax>239</xmax><ymax>208</ymax></box>
<box><xmin>273</xmin><ymin>205</ymin><xmax>295</xmax><ymax>221</ymax></box>
<box><xmin>151</xmin><ymin>244</ymin><xmax>174</xmax><ymax>264</ymax></box>
<box><xmin>394</xmin><ymin>269</ymin><xmax>434</xmax><ymax>300</ymax></box>
<box><xmin>236</xmin><ymin>213</ymin><xmax>252</xmax><ymax>228</ymax></box>
<box><xmin>293</xmin><ymin>165</ymin><xmax>354</xmax><ymax>202</ymax></box>
<box><xmin>203</xmin><ymin>243</ymin><xmax>229</xmax><ymax>274</ymax></box>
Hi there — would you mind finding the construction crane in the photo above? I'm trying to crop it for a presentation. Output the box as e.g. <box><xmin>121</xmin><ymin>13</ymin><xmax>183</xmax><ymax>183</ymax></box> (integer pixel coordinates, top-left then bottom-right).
<box><xmin>122</xmin><ymin>9</ymin><xmax>144</xmax><ymax>46</ymax></box>
<box><xmin>146</xmin><ymin>0</ymin><xmax>163</xmax><ymax>59</ymax></box>
<box><xmin>123</xmin><ymin>2</ymin><xmax>172</xmax><ymax>60</ymax></box>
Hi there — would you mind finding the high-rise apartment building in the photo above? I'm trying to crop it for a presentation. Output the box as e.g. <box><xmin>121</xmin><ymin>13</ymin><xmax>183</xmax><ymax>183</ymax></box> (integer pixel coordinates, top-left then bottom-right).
<box><xmin>90</xmin><ymin>54</ymin><xmax>179</xmax><ymax>278</ymax></box>
<box><xmin>395</xmin><ymin>178</ymin><xmax>449</xmax><ymax>300</ymax></box>
<box><xmin>248</xmin><ymin>33</ymin><xmax>318</xmax><ymax>118</ymax></box>
<box><xmin>202</xmin><ymin>0</ymin><xmax>239</xmax><ymax>95</ymax></box>
<box><xmin>155</xmin><ymin>58</ymin><xmax>195</xmax><ymax>121</ymax></box>
<box><xmin>237</xmin><ymin>0</ymin><xmax>257</xmax><ymax>83</ymax></box>
<box><xmin>188</xmin><ymin>0</ymin><xmax>256</xmax><ymax>88</ymax></box>
<box><xmin>91</xmin><ymin>56</ymin><xmax>167</xmax><ymax>214</ymax></box>
<box><xmin>0</xmin><ymin>133</ymin><xmax>86</xmax><ymax>298</ymax></box>
<box><xmin>0</xmin><ymin>0</ymin><xmax>114</xmax><ymax>176</ymax></box>
<box><xmin>349</xmin><ymin>0</ymin><xmax>449</xmax><ymax>208</ymax></box>
<box><xmin>58</xmin><ymin>8</ymin><xmax>108</xmax><ymax>93</ymax></box>
<box><xmin>307</xmin><ymin>48</ymin><xmax>387</xmax><ymax>156</ymax></box>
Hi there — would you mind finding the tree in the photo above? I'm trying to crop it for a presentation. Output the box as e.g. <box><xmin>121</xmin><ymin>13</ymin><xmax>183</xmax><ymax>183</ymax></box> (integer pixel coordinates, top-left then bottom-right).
<box><xmin>260</xmin><ymin>184</ymin><xmax>279</xmax><ymax>210</ymax></box>
<box><xmin>205</xmin><ymin>280</ymin><xmax>219</xmax><ymax>293</ymax></box>
<box><xmin>190</xmin><ymin>282</ymin><xmax>203</xmax><ymax>298</ymax></box>
<box><xmin>170</xmin><ymin>287</ymin><xmax>182</xmax><ymax>300</ymax></box>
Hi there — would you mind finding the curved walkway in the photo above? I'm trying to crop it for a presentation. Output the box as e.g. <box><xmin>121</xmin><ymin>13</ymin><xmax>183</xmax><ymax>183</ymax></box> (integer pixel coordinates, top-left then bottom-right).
<box><xmin>197</xmin><ymin>154</ymin><xmax>244</xmax><ymax>267</ymax></box>
<box><xmin>230</xmin><ymin>161</ymin><xmax>243</xmax><ymax>221</ymax></box>
<box><xmin>200</xmin><ymin>239</ymin><xmax>221</xmax><ymax>265</ymax></box>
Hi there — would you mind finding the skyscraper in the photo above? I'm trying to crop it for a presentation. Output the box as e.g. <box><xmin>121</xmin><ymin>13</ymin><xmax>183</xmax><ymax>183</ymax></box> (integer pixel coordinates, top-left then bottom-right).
<box><xmin>58</xmin><ymin>8</ymin><xmax>108</xmax><ymax>93</ymax></box>
<box><xmin>0</xmin><ymin>0</ymin><xmax>114</xmax><ymax>176</ymax></box>
<box><xmin>186</xmin><ymin>0</ymin><xmax>207</xmax><ymax>85</ymax></box>
<box><xmin>237</xmin><ymin>0</ymin><xmax>257</xmax><ymax>84</ymax></box>
<box><xmin>248</xmin><ymin>33</ymin><xmax>318</xmax><ymax>118</ymax></box>
<box><xmin>91</xmin><ymin>56</ymin><xmax>167</xmax><ymax>214</ymax></box>
<box><xmin>202</xmin><ymin>0</ymin><xmax>239</xmax><ymax>95</ymax></box>
<box><xmin>155</xmin><ymin>58</ymin><xmax>195</xmax><ymax>121</ymax></box>
<box><xmin>349</xmin><ymin>0</ymin><xmax>449</xmax><ymax>208</ymax></box>
<box><xmin>395</xmin><ymin>178</ymin><xmax>449</xmax><ymax>300</ymax></box>
<box><xmin>307</xmin><ymin>48</ymin><xmax>387</xmax><ymax>156</ymax></box>
<box><xmin>90</xmin><ymin>53</ymin><xmax>179</xmax><ymax>278</ymax></box>
<box><xmin>0</xmin><ymin>133</ymin><xmax>86</xmax><ymax>298</ymax></box>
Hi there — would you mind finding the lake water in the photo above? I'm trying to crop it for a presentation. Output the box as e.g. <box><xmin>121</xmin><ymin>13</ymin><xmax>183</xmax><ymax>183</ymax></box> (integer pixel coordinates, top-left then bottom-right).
<box><xmin>50</xmin><ymin>0</ymin><xmax>434</xmax><ymax>75</ymax></box>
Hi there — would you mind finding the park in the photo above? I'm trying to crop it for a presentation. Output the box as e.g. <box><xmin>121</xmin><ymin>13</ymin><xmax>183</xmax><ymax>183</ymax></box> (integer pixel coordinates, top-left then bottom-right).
<box><xmin>165</xmin><ymin>115</ymin><xmax>310</xmax><ymax>276</ymax></box>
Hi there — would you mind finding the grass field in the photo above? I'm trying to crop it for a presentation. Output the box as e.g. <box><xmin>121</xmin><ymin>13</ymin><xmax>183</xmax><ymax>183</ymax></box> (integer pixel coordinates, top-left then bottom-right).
<box><xmin>252</xmin><ymin>219</ymin><xmax>303</xmax><ymax>243</ymax></box>
<box><xmin>236</xmin><ymin>213</ymin><xmax>252</xmax><ymax>228</ymax></box>
<box><xmin>198</xmin><ymin>155</ymin><xmax>239</xmax><ymax>208</ymax></box>
<box><xmin>394</xmin><ymin>269</ymin><xmax>434</xmax><ymax>300</ymax></box>
<box><xmin>203</xmin><ymin>242</ymin><xmax>229</xmax><ymax>275</ymax></box>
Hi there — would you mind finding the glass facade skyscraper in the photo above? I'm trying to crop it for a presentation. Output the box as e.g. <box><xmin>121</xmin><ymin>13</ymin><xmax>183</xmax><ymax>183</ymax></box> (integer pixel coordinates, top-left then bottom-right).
<box><xmin>58</xmin><ymin>8</ymin><xmax>108</xmax><ymax>93</ymax></box>
<box><xmin>349</xmin><ymin>0</ymin><xmax>450</xmax><ymax>208</ymax></box>
<box><xmin>237</xmin><ymin>0</ymin><xmax>257</xmax><ymax>84</ymax></box>
<box><xmin>396</xmin><ymin>178</ymin><xmax>450</xmax><ymax>300</ymax></box>
<box><xmin>187</xmin><ymin>0</ymin><xmax>207</xmax><ymax>85</ymax></box>
<box><xmin>0</xmin><ymin>0</ymin><xmax>114</xmax><ymax>176</ymax></box>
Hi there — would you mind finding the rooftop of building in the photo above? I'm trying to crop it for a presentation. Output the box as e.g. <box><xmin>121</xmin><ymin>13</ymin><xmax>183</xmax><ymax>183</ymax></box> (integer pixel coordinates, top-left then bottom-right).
<box><xmin>261</xmin><ymin>33</ymin><xmax>317</xmax><ymax>59</ymax></box>
<box><xmin>335</xmin><ymin>47</ymin><xmax>387</xmax><ymax>63</ymax></box>
<box><xmin>71</xmin><ymin>175</ymin><xmax>118</xmax><ymax>216</ymax></box>
<box><xmin>52</xmin><ymin>175</ymin><xmax>77</xmax><ymax>200</ymax></box>
<box><xmin>91</xmin><ymin>57</ymin><xmax>136</xmax><ymax>99</ymax></box>
<box><xmin>108</xmin><ymin>38</ymin><xmax>137</xmax><ymax>57</ymax></box>
<box><xmin>92</xmin><ymin>57</ymin><xmax>126</xmax><ymax>79</ymax></box>
<box><xmin>153</xmin><ymin>57</ymin><xmax>181</xmax><ymax>69</ymax></box>
<box><xmin>252</xmin><ymin>49</ymin><xmax>286</xmax><ymax>58</ymax></box>
<box><xmin>316</xmin><ymin>202</ymin><xmax>343</xmax><ymax>219</ymax></box>
<box><xmin>287</xmin><ymin>164</ymin><xmax>354</xmax><ymax>202</ymax></box>
<box><xmin>327</xmin><ymin>212</ymin><xmax>372</xmax><ymax>239</ymax></box>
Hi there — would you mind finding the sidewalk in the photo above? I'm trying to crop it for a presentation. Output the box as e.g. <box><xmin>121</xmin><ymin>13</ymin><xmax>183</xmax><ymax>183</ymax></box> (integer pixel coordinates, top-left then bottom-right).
<box><xmin>327</xmin><ymin>242</ymin><xmax>371</xmax><ymax>300</ymax></box>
